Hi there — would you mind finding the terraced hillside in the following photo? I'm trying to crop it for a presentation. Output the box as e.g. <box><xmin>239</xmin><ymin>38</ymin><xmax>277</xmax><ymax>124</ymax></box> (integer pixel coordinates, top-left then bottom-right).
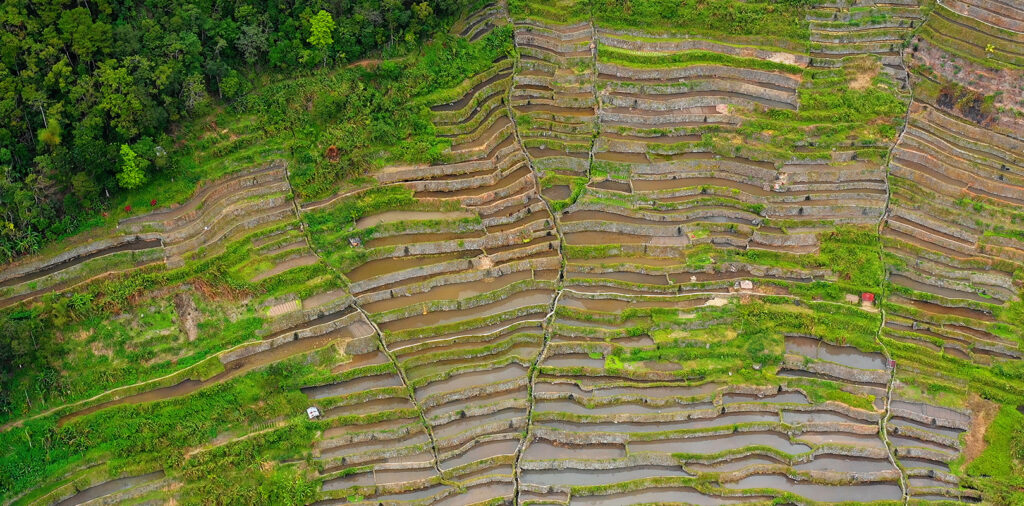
<box><xmin>1</xmin><ymin>0</ymin><xmax>1023</xmax><ymax>505</ymax></box>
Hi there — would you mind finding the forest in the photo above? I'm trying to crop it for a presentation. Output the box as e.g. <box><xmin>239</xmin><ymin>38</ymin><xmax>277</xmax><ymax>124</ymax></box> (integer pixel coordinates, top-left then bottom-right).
<box><xmin>0</xmin><ymin>0</ymin><xmax>470</xmax><ymax>263</ymax></box>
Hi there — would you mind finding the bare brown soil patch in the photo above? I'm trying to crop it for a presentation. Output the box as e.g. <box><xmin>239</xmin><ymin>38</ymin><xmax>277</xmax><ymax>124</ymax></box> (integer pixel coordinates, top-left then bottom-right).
<box><xmin>964</xmin><ymin>392</ymin><xmax>1000</xmax><ymax>465</ymax></box>
<box><xmin>174</xmin><ymin>292</ymin><xmax>201</xmax><ymax>342</ymax></box>
<box><xmin>347</xmin><ymin>58</ymin><xmax>381</xmax><ymax>69</ymax></box>
<box><xmin>90</xmin><ymin>340</ymin><xmax>113</xmax><ymax>358</ymax></box>
<box><xmin>847</xmin><ymin>55</ymin><xmax>881</xmax><ymax>91</ymax></box>
<box><xmin>908</xmin><ymin>36</ymin><xmax>1024</xmax><ymax>133</ymax></box>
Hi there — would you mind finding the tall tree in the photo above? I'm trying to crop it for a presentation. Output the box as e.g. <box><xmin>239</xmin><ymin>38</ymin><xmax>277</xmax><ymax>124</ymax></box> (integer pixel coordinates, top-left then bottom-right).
<box><xmin>308</xmin><ymin>10</ymin><xmax>336</xmax><ymax>68</ymax></box>
<box><xmin>116</xmin><ymin>144</ymin><xmax>147</xmax><ymax>190</ymax></box>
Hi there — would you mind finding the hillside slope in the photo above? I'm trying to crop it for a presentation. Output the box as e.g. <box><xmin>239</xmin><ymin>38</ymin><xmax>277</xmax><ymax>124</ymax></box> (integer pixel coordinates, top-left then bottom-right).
<box><xmin>1</xmin><ymin>1</ymin><xmax>1022</xmax><ymax>505</ymax></box>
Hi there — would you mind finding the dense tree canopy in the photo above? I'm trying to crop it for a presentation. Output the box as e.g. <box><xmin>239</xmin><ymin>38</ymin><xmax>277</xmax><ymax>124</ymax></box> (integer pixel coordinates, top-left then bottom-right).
<box><xmin>0</xmin><ymin>0</ymin><xmax>469</xmax><ymax>263</ymax></box>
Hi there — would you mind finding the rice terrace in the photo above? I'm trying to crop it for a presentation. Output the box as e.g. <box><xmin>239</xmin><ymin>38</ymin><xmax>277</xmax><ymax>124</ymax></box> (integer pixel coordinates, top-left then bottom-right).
<box><xmin>2</xmin><ymin>0</ymin><xmax>1024</xmax><ymax>504</ymax></box>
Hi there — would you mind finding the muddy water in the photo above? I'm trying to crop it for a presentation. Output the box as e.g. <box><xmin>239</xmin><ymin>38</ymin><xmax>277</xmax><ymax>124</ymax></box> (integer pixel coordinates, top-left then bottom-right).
<box><xmin>611</xmin><ymin>90</ymin><xmax>796</xmax><ymax>110</ymax></box>
<box><xmin>722</xmin><ymin>391</ymin><xmax>808</xmax><ymax>404</ymax></box>
<box><xmin>777</xmin><ymin>368</ymin><xmax>888</xmax><ymax>388</ymax></box>
<box><xmin>432</xmin><ymin>71</ymin><xmax>511</xmax><ymax>112</ymax></box>
<box><xmin>520</xmin><ymin>491</ymin><xmax>569</xmax><ymax>504</ymax></box>
<box><xmin>520</xmin><ymin>465</ymin><xmax>691</xmax><ymax>487</ymax></box>
<box><xmin>668</xmin><ymin>270</ymin><xmax>812</xmax><ymax>284</ymax></box>
<box><xmin>373</xmin><ymin>466</ymin><xmax>436</xmax><ymax>485</ymax></box>
<box><xmin>795</xmin><ymin>455</ymin><xmax>895</xmax><ymax>472</ymax></box>
<box><xmin>544</xmin><ymin>412</ymin><xmax>778</xmax><ymax>434</ymax></box>
<box><xmin>644</xmin><ymin>360</ymin><xmax>682</xmax><ymax>372</ymax></box>
<box><xmin>321</xmin><ymin>471</ymin><xmax>377</xmax><ymax>491</ymax></box>
<box><xmin>516</xmin><ymin>104</ymin><xmax>596</xmax><ymax>117</ymax></box>
<box><xmin>571</xmin><ymin>487</ymin><xmax>762</xmax><ymax>505</ymax></box>
<box><xmin>399</xmin><ymin>331</ymin><xmax>544</xmax><ymax>364</ymax></box>
<box><xmin>601</xmin><ymin>133</ymin><xmax>701</xmax><ymax>144</ymax></box>
<box><xmin>56</xmin><ymin>471</ymin><xmax>164</xmax><ymax>506</ymax></box>
<box><xmin>890</xmin><ymin>274</ymin><xmax>990</xmax><ymax>304</ymax></box>
<box><xmin>590</xmin><ymin>179</ymin><xmax>632</xmax><ymax>193</ymax></box>
<box><xmin>363</xmin><ymin>270</ymin><xmax>534</xmax><ymax>314</ymax></box>
<box><xmin>785</xmin><ymin>335</ymin><xmax>886</xmax><ymax>370</ymax></box>
<box><xmin>945</xmin><ymin>346</ymin><xmax>971</xmax><ymax>360</ymax></box>
<box><xmin>908</xmin><ymin>476</ymin><xmax>957</xmax><ymax>489</ymax></box>
<box><xmin>725</xmin><ymin>474</ymin><xmax>902</xmax><ymax>502</ymax></box>
<box><xmin>393</xmin><ymin>315</ymin><xmax>545</xmax><ymax>349</ymax></box>
<box><xmin>941</xmin><ymin>323</ymin><xmax>1008</xmax><ymax>346</ymax></box>
<box><xmin>344</xmin><ymin>251</ymin><xmax>478</xmax><ymax>283</ymax></box>
<box><xmin>321</xmin><ymin>396</ymin><xmax>413</xmax><ymax>418</ymax></box>
<box><xmin>559</xmin><ymin>296</ymin><xmax>704</xmax><ymax>313</ymax></box>
<box><xmin>356</xmin><ymin>210</ymin><xmax>475</xmax><ymax>229</ymax></box>
<box><xmin>594</xmin><ymin>151</ymin><xmax>650</xmax><ymax>164</ymax></box>
<box><xmin>434</xmin><ymin>483</ymin><xmax>514</xmax><ymax>506</ymax></box>
<box><xmin>570</xmin><ymin>256</ymin><xmax>684</xmax><ymax>267</ymax></box>
<box><xmin>566</xmin><ymin>270</ymin><xmax>669</xmax><ymax>286</ymax></box>
<box><xmin>543</xmin><ymin>185</ymin><xmax>572</xmax><ymax>200</ymax></box>
<box><xmin>62</xmin><ymin>334</ymin><xmax>344</xmax><ymax>425</ymax></box>
<box><xmin>632</xmin><ymin>177</ymin><xmax>770</xmax><ymax>196</ymax></box>
<box><xmin>562</xmin><ymin>231</ymin><xmax>651</xmax><ymax>245</ymax></box>
<box><xmin>686</xmin><ymin>455</ymin><xmax>783</xmax><ymax>473</ymax></box>
<box><xmin>380</xmin><ymin>289</ymin><xmax>554</xmax><ymax>332</ymax></box>
<box><xmin>889</xmin><ymin>435</ymin><xmax>957</xmax><ymax>453</ymax></box>
<box><xmin>798</xmin><ymin>432</ymin><xmax>886</xmax><ymax>449</ymax></box>
<box><xmin>440</xmin><ymin>438</ymin><xmax>519</xmax><ymax>470</ymax></box>
<box><xmin>891</xmin><ymin>296</ymin><xmax>995</xmax><ymax>322</ymax></box>
<box><xmin>407</xmin><ymin>343</ymin><xmax>540</xmax><ymax>382</ymax></box>
<box><xmin>370</xmin><ymin>484</ymin><xmax>450</xmax><ymax>502</ymax></box>
<box><xmin>561</xmin><ymin>209</ymin><xmax>751</xmax><ymax>228</ymax></box>
<box><xmin>541</xmin><ymin>353</ymin><xmax>607</xmax><ymax>369</ymax></box>
<box><xmin>426</xmin><ymin>388</ymin><xmax>526</xmax><ymax>420</ymax></box>
<box><xmin>432</xmin><ymin>407</ymin><xmax>524</xmax><ymax>439</ymax></box>
<box><xmin>782</xmin><ymin>410</ymin><xmax>868</xmax><ymax>425</ymax></box>
<box><xmin>913</xmin><ymin>494</ymin><xmax>979</xmax><ymax>503</ymax></box>
<box><xmin>630</xmin><ymin>432</ymin><xmax>810</xmax><ymax>455</ymax></box>
<box><xmin>263</xmin><ymin>308</ymin><xmax>355</xmax><ymax>341</ymax></box>
<box><xmin>533</xmin><ymin>381</ymin><xmax>720</xmax><ymax>399</ymax></box>
<box><xmin>534</xmin><ymin>399</ymin><xmax>712</xmax><ymax>415</ymax></box>
<box><xmin>364</xmin><ymin>230</ymin><xmax>484</xmax><ymax>249</ymax></box>
<box><xmin>321</xmin><ymin>430</ymin><xmax>429</xmax><ymax>459</ymax></box>
<box><xmin>303</xmin><ymin>373</ymin><xmax>404</xmax><ymax>400</ymax></box>
<box><xmin>449</xmin><ymin>462</ymin><xmax>514</xmax><ymax>482</ymax></box>
<box><xmin>331</xmin><ymin>352</ymin><xmax>390</xmax><ymax>375</ymax></box>
<box><xmin>415</xmin><ymin>363</ymin><xmax>529</xmax><ymax>400</ymax></box>
<box><xmin>890</xmin><ymin>417</ymin><xmax>964</xmax><ymax>439</ymax></box>
<box><xmin>882</xmin><ymin>228</ymin><xmax>971</xmax><ymax>262</ymax></box>
<box><xmin>452</xmin><ymin>116</ymin><xmax>513</xmax><ymax>152</ymax></box>
<box><xmin>397</xmin><ymin>327</ymin><xmax>544</xmax><ymax>364</ymax></box>
<box><xmin>900</xmin><ymin>457</ymin><xmax>950</xmax><ymax>471</ymax></box>
<box><xmin>523</xmin><ymin>439</ymin><xmax>626</xmax><ymax>460</ymax></box>
<box><xmin>1</xmin><ymin>238</ymin><xmax>163</xmax><ymax>289</ymax></box>
<box><xmin>321</xmin><ymin>417</ymin><xmax>417</xmax><ymax>440</ymax></box>
<box><xmin>418</xmin><ymin>165</ymin><xmax>531</xmax><ymax>200</ymax></box>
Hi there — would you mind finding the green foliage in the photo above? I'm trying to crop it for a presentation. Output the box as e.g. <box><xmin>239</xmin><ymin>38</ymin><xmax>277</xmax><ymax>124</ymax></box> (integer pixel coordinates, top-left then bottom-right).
<box><xmin>181</xmin><ymin>438</ymin><xmax>320</xmax><ymax>504</ymax></box>
<box><xmin>734</xmin><ymin>66</ymin><xmax>907</xmax><ymax>155</ymax></box>
<box><xmin>278</xmin><ymin>25</ymin><xmax>514</xmax><ymax>198</ymax></box>
<box><xmin>0</xmin><ymin>354</ymin><xmax>335</xmax><ymax>502</ymax></box>
<box><xmin>818</xmin><ymin>227</ymin><xmax>884</xmax><ymax>292</ymax></box>
<box><xmin>0</xmin><ymin>0</ymin><xmax>470</xmax><ymax>263</ymax></box>
<box><xmin>600</xmin><ymin>47</ymin><xmax>803</xmax><ymax>74</ymax></box>
<box><xmin>965</xmin><ymin>405</ymin><xmax>1024</xmax><ymax>504</ymax></box>
<box><xmin>308</xmin><ymin>11</ymin><xmax>336</xmax><ymax>51</ymax></box>
<box><xmin>589</xmin><ymin>0</ymin><xmax>815</xmax><ymax>43</ymax></box>
<box><xmin>117</xmin><ymin>144</ymin><xmax>149</xmax><ymax>190</ymax></box>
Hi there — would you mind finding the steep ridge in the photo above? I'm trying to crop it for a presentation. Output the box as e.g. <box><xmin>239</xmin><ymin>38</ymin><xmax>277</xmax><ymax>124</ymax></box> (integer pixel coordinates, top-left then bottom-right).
<box><xmin>877</xmin><ymin>1</ymin><xmax>1024</xmax><ymax>502</ymax></box>
<box><xmin>3</xmin><ymin>0</ymin><xmax>1022</xmax><ymax>504</ymax></box>
<box><xmin>300</xmin><ymin>7</ymin><xmax>561</xmax><ymax>502</ymax></box>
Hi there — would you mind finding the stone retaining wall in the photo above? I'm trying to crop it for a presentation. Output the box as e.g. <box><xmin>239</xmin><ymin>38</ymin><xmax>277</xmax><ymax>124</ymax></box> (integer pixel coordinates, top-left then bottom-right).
<box><xmin>0</xmin><ymin>233</ymin><xmax>162</xmax><ymax>284</ymax></box>
<box><xmin>597</xmin><ymin>62</ymin><xmax>801</xmax><ymax>89</ymax></box>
